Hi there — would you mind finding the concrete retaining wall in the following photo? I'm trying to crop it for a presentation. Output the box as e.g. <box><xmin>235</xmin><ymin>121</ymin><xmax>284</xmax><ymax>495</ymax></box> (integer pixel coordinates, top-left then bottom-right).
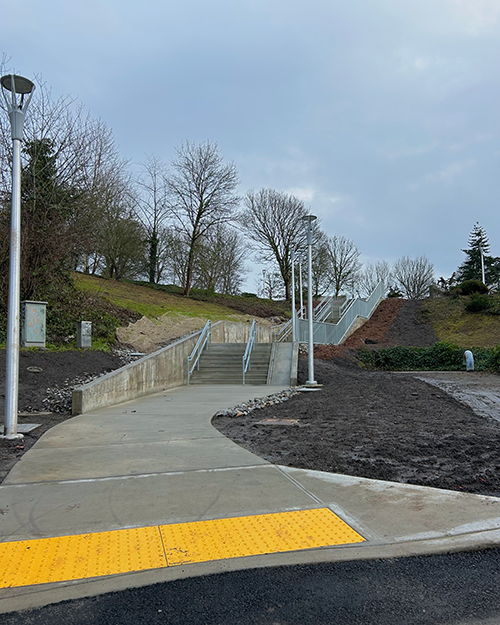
<box><xmin>214</xmin><ymin>321</ymin><xmax>276</xmax><ymax>344</ymax></box>
<box><xmin>72</xmin><ymin>320</ymin><xmax>275</xmax><ymax>415</ymax></box>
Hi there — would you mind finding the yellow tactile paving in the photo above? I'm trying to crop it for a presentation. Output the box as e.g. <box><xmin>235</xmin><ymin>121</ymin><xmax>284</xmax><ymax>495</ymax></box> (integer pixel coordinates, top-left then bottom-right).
<box><xmin>161</xmin><ymin>508</ymin><xmax>364</xmax><ymax>565</ymax></box>
<box><xmin>0</xmin><ymin>508</ymin><xmax>364</xmax><ymax>588</ymax></box>
<box><xmin>0</xmin><ymin>526</ymin><xmax>166</xmax><ymax>588</ymax></box>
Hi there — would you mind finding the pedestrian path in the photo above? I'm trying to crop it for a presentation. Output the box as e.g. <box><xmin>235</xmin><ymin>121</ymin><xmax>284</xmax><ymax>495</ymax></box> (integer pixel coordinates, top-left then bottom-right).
<box><xmin>1</xmin><ymin>384</ymin><xmax>500</xmax><ymax>613</ymax></box>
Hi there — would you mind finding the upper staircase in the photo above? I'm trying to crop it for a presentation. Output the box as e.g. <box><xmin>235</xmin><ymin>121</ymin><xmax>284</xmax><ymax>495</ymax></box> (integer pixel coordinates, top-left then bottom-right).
<box><xmin>189</xmin><ymin>343</ymin><xmax>272</xmax><ymax>385</ymax></box>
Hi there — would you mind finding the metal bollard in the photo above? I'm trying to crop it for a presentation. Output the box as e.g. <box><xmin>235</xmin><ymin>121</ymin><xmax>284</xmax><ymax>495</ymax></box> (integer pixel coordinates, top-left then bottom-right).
<box><xmin>464</xmin><ymin>350</ymin><xmax>474</xmax><ymax>372</ymax></box>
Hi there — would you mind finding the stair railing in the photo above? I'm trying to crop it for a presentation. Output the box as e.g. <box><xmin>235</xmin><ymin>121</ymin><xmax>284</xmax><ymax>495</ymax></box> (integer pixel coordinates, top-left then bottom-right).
<box><xmin>187</xmin><ymin>320</ymin><xmax>212</xmax><ymax>385</ymax></box>
<box><xmin>314</xmin><ymin>296</ymin><xmax>333</xmax><ymax>323</ymax></box>
<box><xmin>275</xmin><ymin>317</ymin><xmax>292</xmax><ymax>343</ymax></box>
<box><xmin>242</xmin><ymin>319</ymin><xmax>257</xmax><ymax>385</ymax></box>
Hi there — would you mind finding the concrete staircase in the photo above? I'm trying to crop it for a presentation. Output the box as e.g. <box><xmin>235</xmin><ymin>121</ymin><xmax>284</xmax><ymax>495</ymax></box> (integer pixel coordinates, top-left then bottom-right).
<box><xmin>189</xmin><ymin>343</ymin><xmax>272</xmax><ymax>385</ymax></box>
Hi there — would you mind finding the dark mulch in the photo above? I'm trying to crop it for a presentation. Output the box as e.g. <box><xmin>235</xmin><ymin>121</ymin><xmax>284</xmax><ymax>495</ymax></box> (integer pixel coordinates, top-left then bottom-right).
<box><xmin>214</xmin><ymin>355</ymin><xmax>500</xmax><ymax>496</ymax></box>
<box><xmin>213</xmin><ymin>300</ymin><xmax>500</xmax><ymax>497</ymax></box>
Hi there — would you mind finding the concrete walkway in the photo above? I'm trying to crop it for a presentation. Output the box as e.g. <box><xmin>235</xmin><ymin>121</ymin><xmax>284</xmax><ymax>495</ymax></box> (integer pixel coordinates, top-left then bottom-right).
<box><xmin>1</xmin><ymin>383</ymin><xmax>500</xmax><ymax>613</ymax></box>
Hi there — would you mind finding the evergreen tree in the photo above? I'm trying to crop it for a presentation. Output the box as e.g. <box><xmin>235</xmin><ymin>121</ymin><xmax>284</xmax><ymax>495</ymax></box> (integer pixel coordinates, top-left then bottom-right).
<box><xmin>456</xmin><ymin>223</ymin><xmax>500</xmax><ymax>287</ymax></box>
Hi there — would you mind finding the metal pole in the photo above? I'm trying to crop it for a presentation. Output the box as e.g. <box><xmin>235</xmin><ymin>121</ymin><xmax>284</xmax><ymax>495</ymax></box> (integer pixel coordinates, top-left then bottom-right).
<box><xmin>299</xmin><ymin>260</ymin><xmax>303</xmax><ymax>318</ymax></box>
<box><xmin>1</xmin><ymin>74</ymin><xmax>35</xmax><ymax>440</ymax></box>
<box><xmin>301</xmin><ymin>214</ymin><xmax>317</xmax><ymax>386</ymax></box>
<box><xmin>480</xmin><ymin>247</ymin><xmax>485</xmax><ymax>284</ymax></box>
<box><xmin>307</xmin><ymin>237</ymin><xmax>316</xmax><ymax>385</ymax></box>
<box><xmin>4</xmin><ymin>138</ymin><xmax>22</xmax><ymax>438</ymax></box>
<box><xmin>291</xmin><ymin>250</ymin><xmax>296</xmax><ymax>342</ymax></box>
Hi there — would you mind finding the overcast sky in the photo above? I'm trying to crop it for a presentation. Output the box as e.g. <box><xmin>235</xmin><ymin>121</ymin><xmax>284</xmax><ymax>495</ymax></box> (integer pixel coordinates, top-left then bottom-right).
<box><xmin>2</xmin><ymin>0</ymin><xmax>500</xmax><ymax>290</ymax></box>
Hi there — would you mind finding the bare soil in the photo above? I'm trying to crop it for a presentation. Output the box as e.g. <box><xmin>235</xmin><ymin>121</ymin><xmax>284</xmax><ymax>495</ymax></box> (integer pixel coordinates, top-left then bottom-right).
<box><xmin>213</xmin><ymin>300</ymin><xmax>500</xmax><ymax>497</ymax></box>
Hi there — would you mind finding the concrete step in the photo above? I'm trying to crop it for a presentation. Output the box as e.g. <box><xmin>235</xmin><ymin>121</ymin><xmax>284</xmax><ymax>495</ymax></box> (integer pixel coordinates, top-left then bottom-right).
<box><xmin>190</xmin><ymin>342</ymin><xmax>272</xmax><ymax>385</ymax></box>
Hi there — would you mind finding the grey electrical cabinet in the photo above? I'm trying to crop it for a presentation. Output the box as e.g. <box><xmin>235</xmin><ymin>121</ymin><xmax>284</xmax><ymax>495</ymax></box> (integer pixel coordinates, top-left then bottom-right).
<box><xmin>21</xmin><ymin>301</ymin><xmax>47</xmax><ymax>348</ymax></box>
<box><xmin>77</xmin><ymin>321</ymin><xmax>92</xmax><ymax>348</ymax></box>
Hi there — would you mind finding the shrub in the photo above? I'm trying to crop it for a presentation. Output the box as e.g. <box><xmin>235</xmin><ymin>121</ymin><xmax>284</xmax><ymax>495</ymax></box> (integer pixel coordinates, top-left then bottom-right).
<box><xmin>489</xmin><ymin>345</ymin><xmax>500</xmax><ymax>373</ymax></box>
<box><xmin>456</xmin><ymin>280</ymin><xmax>489</xmax><ymax>295</ymax></box>
<box><xmin>465</xmin><ymin>293</ymin><xmax>494</xmax><ymax>313</ymax></box>
<box><xmin>357</xmin><ymin>341</ymin><xmax>493</xmax><ymax>371</ymax></box>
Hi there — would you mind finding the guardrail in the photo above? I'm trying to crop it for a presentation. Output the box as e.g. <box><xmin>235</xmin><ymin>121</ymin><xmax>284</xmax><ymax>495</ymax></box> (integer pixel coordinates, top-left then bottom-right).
<box><xmin>275</xmin><ymin>316</ymin><xmax>292</xmax><ymax>342</ymax></box>
<box><xmin>314</xmin><ymin>296</ymin><xmax>332</xmax><ymax>323</ymax></box>
<box><xmin>187</xmin><ymin>320</ymin><xmax>212</xmax><ymax>385</ymax></box>
<box><xmin>242</xmin><ymin>319</ymin><xmax>257</xmax><ymax>384</ymax></box>
<box><xmin>296</xmin><ymin>281</ymin><xmax>385</xmax><ymax>344</ymax></box>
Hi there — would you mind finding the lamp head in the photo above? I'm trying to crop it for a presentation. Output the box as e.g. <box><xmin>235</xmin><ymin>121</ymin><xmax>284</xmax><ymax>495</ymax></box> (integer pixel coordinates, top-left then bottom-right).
<box><xmin>301</xmin><ymin>214</ymin><xmax>317</xmax><ymax>244</ymax></box>
<box><xmin>1</xmin><ymin>75</ymin><xmax>35</xmax><ymax>95</ymax></box>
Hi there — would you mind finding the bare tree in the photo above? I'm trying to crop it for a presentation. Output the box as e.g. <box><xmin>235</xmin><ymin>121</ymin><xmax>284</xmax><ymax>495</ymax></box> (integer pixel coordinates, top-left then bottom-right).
<box><xmin>392</xmin><ymin>255</ymin><xmax>434</xmax><ymax>299</ymax></box>
<box><xmin>157</xmin><ymin>228</ymin><xmax>190</xmax><ymax>287</ymax></box>
<box><xmin>133</xmin><ymin>154</ymin><xmax>169</xmax><ymax>283</ymax></box>
<box><xmin>98</xmin><ymin>182</ymin><xmax>146</xmax><ymax>281</ymax></box>
<box><xmin>167</xmin><ymin>141</ymin><xmax>239</xmax><ymax>296</ymax></box>
<box><xmin>326</xmin><ymin>235</ymin><xmax>362</xmax><ymax>297</ymax></box>
<box><xmin>0</xmin><ymin>74</ymin><xmax>131</xmax><ymax>300</ymax></box>
<box><xmin>359</xmin><ymin>260</ymin><xmax>391</xmax><ymax>297</ymax></box>
<box><xmin>311</xmin><ymin>237</ymin><xmax>334</xmax><ymax>297</ymax></box>
<box><xmin>195</xmin><ymin>223</ymin><xmax>247</xmax><ymax>294</ymax></box>
<box><xmin>77</xmin><ymin>121</ymin><xmax>130</xmax><ymax>276</ymax></box>
<box><xmin>239</xmin><ymin>188</ymin><xmax>323</xmax><ymax>300</ymax></box>
<box><xmin>257</xmin><ymin>268</ymin><xmax>284</xmax><ymax>300</ymax></box>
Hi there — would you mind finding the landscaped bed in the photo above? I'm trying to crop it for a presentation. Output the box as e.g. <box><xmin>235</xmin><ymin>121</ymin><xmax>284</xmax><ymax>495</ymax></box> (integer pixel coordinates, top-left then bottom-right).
<box><xmin>212</xmin><ymin>299</ymin><xmax>500</xmax><ymax>498</ymax></box>
<box><xmin>213</xmin><ymin>354</ymin><xmax>500</xmax><ymax>497</ymax></box>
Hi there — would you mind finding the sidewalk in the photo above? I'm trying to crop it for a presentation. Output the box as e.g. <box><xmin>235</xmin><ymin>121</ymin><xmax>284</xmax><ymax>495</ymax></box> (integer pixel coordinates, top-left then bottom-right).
<box><xmin>1</xmin><ymin>384</ymin><xmax>500</xmax><ymax>613</ymax></box>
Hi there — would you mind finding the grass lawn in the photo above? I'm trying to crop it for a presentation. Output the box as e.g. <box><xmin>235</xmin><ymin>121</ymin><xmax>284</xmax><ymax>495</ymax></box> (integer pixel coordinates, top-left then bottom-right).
<box><xmin>422</xmin><ymin>297</ymin><xmax>500</xmax><ymax>348</ymax></box>
<box><xmin>74</xmin><ymin>273</ymin><xmax>256</xmax><ymax>322</ymax></box>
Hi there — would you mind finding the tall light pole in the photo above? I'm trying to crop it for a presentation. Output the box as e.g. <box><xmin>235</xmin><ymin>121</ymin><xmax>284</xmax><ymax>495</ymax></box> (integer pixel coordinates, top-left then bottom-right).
<box><xmin>1</xmin><ymin>75</ymin><xmax>35</xmax><ymax>440</ymax></box>
<box><xmin>301</xmin><ymin>214</ymin><xmax>317</xmax><ymax>386</ymax></box>
<box><xmin>479</xmin><ymin>246</ymin><xmax>486</xmax><ymax>285</ymax></box>
<box><xmin>299</xmin><ymin>257</ymin><xmax>304</xmax><ymax>318</ymax></box>
<box><xmin>291</xmin><ymin>250</ymin><xmax>296</xmax><ymax>342</ymax></box>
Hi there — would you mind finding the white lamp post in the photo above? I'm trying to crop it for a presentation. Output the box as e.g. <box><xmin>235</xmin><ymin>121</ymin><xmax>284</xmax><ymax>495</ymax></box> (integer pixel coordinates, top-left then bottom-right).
<box><xmin>479</xmin><ymin>246</ymin><xmax>485</xmax><ymax>285</ymax></box>
<box><xmin>299</xmin><ymin>257</ymin><xmax>304</xmax><ymax>318</ymax></box>
<box><xmin>291</xmin><ymin>250</ymin><xmax>296</xmax><ymax>342</ymax></box>
<box><xmin>1</xmin><ymin>74</ymin><xmax>35</xmax><ymax>440</ymax></box>
<box><xmin>301</xmin><ymin>214</ymin><xmax>317</xmax><ymax>386</ymax></box>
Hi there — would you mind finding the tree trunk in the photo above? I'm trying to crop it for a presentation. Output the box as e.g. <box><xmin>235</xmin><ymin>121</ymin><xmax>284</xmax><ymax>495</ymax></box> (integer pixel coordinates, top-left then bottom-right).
<box><xmin>148</xmin><ymin>231</ymin><xmax>158</xmax><ymax>283</ymax></box>
<box><xmin>184</xmin><ymin>243</ymin><xmax>195</xmax><ymax>297</ymax></box>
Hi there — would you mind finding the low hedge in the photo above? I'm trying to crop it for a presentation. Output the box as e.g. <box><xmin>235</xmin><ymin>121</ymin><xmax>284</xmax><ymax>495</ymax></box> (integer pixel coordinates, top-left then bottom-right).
<box><xmin>358</xmin><ymin>341</ymin><xmax>500</xmax><ymax>373</ymax></box>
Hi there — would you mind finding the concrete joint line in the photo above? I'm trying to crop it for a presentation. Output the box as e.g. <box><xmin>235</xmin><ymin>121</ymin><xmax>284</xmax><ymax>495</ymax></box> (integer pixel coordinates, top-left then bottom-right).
<box><xmin>275</xmin><ymin>465</ymin><xmax>326</xmax><ymax>505</ymax></box>
<box><xmin>0</xmin><ymin>464</ymin><xmax>272</xmax><ymax>488</ymax></box>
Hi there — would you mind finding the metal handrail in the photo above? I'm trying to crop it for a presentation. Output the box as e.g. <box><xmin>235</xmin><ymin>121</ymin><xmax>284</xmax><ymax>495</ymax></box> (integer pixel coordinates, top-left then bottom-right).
<box><xmin>187</xmin><ymin>320</ymin><xmax>212</xmax><ymax>385</ymax></box>
<box><xmin>275</xmin><ymin>318</ymin><xmax>292</xmax><ymax>342</ymax></box>
<box><xmin>242</xmin><ymin>319</ymin><xmax>257</xmax><ymax>385</ymax></box>
<box><xmin>314</xmin><ymin>296</ymin><xmax>331</xmax><ymax>322</ymax></box>
<box><xmin>339</xmin><ymin>298</ymin><xmax>354</xmax><ymax>317</ymax></box>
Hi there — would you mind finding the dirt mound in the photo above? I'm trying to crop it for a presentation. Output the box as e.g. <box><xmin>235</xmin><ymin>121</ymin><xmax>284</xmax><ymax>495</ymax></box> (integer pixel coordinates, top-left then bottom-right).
<box><xmin>313</xmin><ymin>299</ymin><xmax>437</xmax><ymax>360</ymax></box>
<box><xmin>116</xmin><ymin>313</ymin><xmax>207</xmax><ymax>353</ymax></box>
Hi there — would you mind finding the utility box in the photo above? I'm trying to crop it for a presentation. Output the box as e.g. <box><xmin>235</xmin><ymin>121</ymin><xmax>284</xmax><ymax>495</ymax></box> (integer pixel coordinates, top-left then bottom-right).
<box><xmin>77</xmin><ymin>321</ymin><xmax>92</xmax><ymax>349</ymax></box>
<box><xmin>21</xmin><ymin>301</ymin><xmax>47</xmax><ymax>348</ymax></box>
